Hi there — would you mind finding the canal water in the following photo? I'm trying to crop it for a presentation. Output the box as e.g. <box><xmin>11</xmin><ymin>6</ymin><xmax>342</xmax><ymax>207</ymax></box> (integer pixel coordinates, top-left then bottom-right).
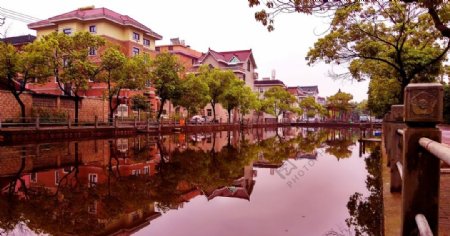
<box><xmin>0</xmin><ymin>127</ymin><xmax>382</xmax><ymax>236</ymax></box>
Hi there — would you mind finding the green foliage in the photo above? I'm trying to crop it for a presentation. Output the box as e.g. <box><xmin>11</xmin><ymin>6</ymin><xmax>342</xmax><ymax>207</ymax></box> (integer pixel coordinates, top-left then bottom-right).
<box><xmin>173</xmin><ymin>73</ymin><xmax>210</xmax><ymax>117</ymax></box>
<box><xmin>31</xmin><ymin>108</ymin><xmax>68</xmax><ymax>123</ymax></box>
<box><xmin>0</xmin><ymin>40</ymin><xmax>53</xmax><ymax>118</ymax></box>
<box><xmin>368</xmin><ymin>76</ymin><xmax>401</xmax><ymax>117</ymax></box>
<box><xmin>131</xmin><ymin>94</ymin><xmax>150</xmax><ymax>111</ymax></box>
<box><xmin>299</xmin><ymin>96</ymin><xmax>323</xmax><ymax>118</ymax></box>
<box><xmin>263</xmin><ymin>86</ymin><xmax>297</xmax><ymax>117</ymax></box>
<box><xmin>307</xmin><ymin>1</ymin><xmax>449</xmax><ymax>102</ymax></box>
<box><xmin>198</xmin><ymin>65</ymin><xmax>236</xmax><ymax>121</ymax></box>
<box><xmin>149</xmin><ymin>52</ymin><xmax>184</xmax><ymax>120</ymax></box>
<box><xmin>100</xmin><ymin>48</ymin><xmax>149</xmax><ymax>122</ymax></box>
<box><xmin>247</xmin><ymin>0</ymin><xmax>450</xmax><ymax>40</ymax></box>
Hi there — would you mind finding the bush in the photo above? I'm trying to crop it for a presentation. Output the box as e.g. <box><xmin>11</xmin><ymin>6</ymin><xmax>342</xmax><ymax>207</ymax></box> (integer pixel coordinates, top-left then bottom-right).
<box><xmin>31</xmin><ymin>108</ymin><xmax>68</xmax><ymax>123</ymax></box>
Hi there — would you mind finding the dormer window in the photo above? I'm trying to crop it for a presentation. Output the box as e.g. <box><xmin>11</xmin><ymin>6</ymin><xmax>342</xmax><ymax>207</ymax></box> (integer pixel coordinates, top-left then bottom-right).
<box><xmin>229</xmin><ymin>56</ymin><xmax>240</xmax><ymax>64</ymax></box>
<box><xmin>133</xmin><ymin>32</ymin><xmax>140</xmax><ymax>41</ymax></box>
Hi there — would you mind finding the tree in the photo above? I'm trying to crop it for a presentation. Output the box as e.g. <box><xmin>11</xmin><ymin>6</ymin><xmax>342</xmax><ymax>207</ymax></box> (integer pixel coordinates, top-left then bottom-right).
<box><xmin>299</xmin><ymin>96</ymin><xmax>322</xmax><ymax>119</ymax></box>
<box><xmin>101</xmin><ymin>50</ymin><xmax>149</xmax><ymax>123</ymax></box>
<box><xmin>199</xmin><ymin>65</ymin><xmax>235</xmax><ymax>122</ymax></box>
<box><xmin>263</xmin><ymin>86</ymin><xmax>297</xmax><ymax>121</ymax></box>
<box><xmin>149</xmin><ymin>53</ymin><xmax>184</xmax><ymax>121</ymax></box>
<box><xmin>173</xmin><ymin>73</ymin><xmax>210</xmax><ymax>118</ymax></box>
<box><xmin>368</xmin><ymin>76</ymin><xmax>401</xmax><ymax>117</ymax></box>
<box><xmin>131</xmin><ymin>94</ymin><xmax>150</xmax><ymax>120</ymax></box>
<box><xmin>248</xmin><ymin>0</ymin><xmax>450</xmax><ymax>40</ymax></box>
<box><xmin>306</xmin><ymin>1</ymin><xmax>449</xmax><ymax>102</ymax></box>
<box><xmin>0</xmin><ymin>40</ymin><xmax>52</xmax><ymax>120</ymax></box>
<box><xmin>41</xmin><ymin>32</ymin><xmax>105</xmax><ymax>124</ymax></box>
<box><xmin>253</xmin><ymin>97</ymin><xmax>271</xmax><ymax>123</ymax></box>
<box><xmin>238</xmin><ymin>87</ymin><xmax>259</xmax><ymax>123</ymax></box>
<box><xmin>219</xmin><ymin>78</ymin><xmax>245</xmax><ymax>123</ymax></box>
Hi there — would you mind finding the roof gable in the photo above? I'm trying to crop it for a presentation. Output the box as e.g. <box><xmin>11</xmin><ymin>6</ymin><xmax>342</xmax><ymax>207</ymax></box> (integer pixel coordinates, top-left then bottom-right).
<box><xmin>197</xmin><ymin>48</ymin><xmax>257</xmax><ymax>68</ymax></box>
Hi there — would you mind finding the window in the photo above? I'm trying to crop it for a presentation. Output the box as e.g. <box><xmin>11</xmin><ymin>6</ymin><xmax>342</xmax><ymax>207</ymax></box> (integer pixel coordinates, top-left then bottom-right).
<box><xmin>168</xmin><ymin>46</ymin><xmax>173</xmax><ymax>51</ymax></box>
<box><xmin>207</xmin><ymin>109</ymin><xmax>212</xmax><ymax>116</ymax></box>
<box><xmin>133</xmin><ymin>32</ymin><xmax>140</xmax><ymax>41</ymax></box>
<box><xmin>259</xmin><ymin>88</ymin><xmax>264</xmax><ymax>94</ymax></box>
<box><xmin>132</xmin><ymin>169</ymin><xmax>141</xmax><ymax>176</ymax></box>
<box><xmin>63</xmin><ymin>28</ymin><xmax>72</xmax><ymax>35</ymax></box>
<box><xmin>144</xmin><ymin>166</ymin><xmax>150</xmax><ymax>175</ymax></box>
<box><xmin>89</xmin><ymin>25</ymin><xmax>96</xmax><ymax>33</ymax></box>
<box><xmin>247</xmin><ymin>61</ymin><xmax>251</xmax><ymax>71</ymax></box>
<box><xmin>191</xmin><ymin>58</ymin><xmax>196</xmax><ymax>65</ymax></box>
<box><xmin>143</xmin><ymin>38</ymin><xmax>150</xmax><ymax>46</ymax></box>
<box><xmin>88</xmin><ymin>173</ymin><xmax>98</xmax><ymax>188</ymax></box>
<box><xmin>155</xmin><ymin>47</ymin><xmax>160</xmax><ymax>52</ymax></box>
<box><xmin>63</xmin><ymin>166</ymin><xmax>72</xmax><ymax>173</ymax></box>
<box><xmin>88</xmin><ymin>47</ymin><xmax>96</xmax><ymax>56</ymax></box>
<box><xmin>132</xmin><ymin>47</ymin><xmax>140</xmax><ymax>56</ymax></box>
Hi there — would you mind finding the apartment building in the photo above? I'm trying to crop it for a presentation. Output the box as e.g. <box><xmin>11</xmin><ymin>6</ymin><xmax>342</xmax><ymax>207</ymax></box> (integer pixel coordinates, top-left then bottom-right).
<box><xmin>26</xmin><ymin>6</ymin><xmax>162</xmax><ymax>117</ymax></box>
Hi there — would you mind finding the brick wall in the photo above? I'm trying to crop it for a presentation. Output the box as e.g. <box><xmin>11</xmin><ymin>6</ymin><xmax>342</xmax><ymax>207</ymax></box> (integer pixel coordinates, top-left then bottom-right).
<box><xmin>0</xmin><ymin>90</ymin><xmax>109</xmax><ymax>122</ymax></box>
<box><xmin>0</xmin><ymin>90</ymin><xmax>33</xmax><ymax>120</ymax></box>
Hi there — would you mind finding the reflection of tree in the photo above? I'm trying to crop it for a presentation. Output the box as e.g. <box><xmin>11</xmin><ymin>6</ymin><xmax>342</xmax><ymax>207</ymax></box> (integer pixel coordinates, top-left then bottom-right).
<box><xmin>258</xmin><ymin>128</ymin><xmax>328</xmax><ymax>164</ymax></box>
<box><xmin>325</xmin><ymin>129</ymin><xmax>355</xmax><ymax>160</ymax></box>
<box><xmin>345</xmin><ymin>147</ymin><xmax>383</xmax><ymax>236</ymax></box>
<box><xmin>149</xmin><ymin>140</ymin><xmax>255</xmax><ymax>211</ymax></box>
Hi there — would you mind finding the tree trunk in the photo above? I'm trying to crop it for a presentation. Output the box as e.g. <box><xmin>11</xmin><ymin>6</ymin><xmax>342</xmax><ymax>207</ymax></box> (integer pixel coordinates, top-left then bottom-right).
<box><xmin>108</xmin><ymin>95</ymin><xmax>114</xmax><ymax>125</ymax></box>
<box><xmin>227</xmin><ymin>108</ymin><xmax>232</xmax><ymax>124</ymax></box>
<box><xmin>157</xmin><ymin>98</ymin><xmax>166</xmax><ymax>121</ymax></box>
<box><xmin>12</xmin><ymin>92</ymin><xmax>26</xmax><ymax>122</ymax></box>
<box><xmin>211</xmin><ymin>101</ymin><xmax>216</xmax><ymax>122</ymax></box>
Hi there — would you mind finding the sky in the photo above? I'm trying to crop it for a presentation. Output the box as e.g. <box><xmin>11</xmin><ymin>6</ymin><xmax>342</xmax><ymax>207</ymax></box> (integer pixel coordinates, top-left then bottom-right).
<box><xmin>0</xmin><ymin>0</ymin><xmax>369</xmax><ymax>102</ymax></box>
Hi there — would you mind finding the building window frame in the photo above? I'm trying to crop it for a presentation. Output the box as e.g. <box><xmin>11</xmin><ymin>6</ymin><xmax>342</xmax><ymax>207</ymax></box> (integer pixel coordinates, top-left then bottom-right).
<box><xmin>132</xmin><ymin>47</ymin><xmax>140</xmax><ymax>56</ymax></box>
<box><xmin>62</xmin><ymin>28</ymin><xmax>72</xmax><ymax>35</ymax></box>
<box><xmin>207</xmin><ymin>109</ymin><xmax>212</xmax><ymax>117</ymax></box>
<box><xmin>89</xmin><ymin>25</ymin><xmax>96</xmax><ymax>33</ymax></box>
<box><xmin>143</xmin><ymin>38</ymin><xmax>150</xmax><ymax>47</ymax></box>
<box><xmin>133</xmin><ymin>32</ymin><xmax>140</xmax><ymax>42</ymax></box>
<box><xmin>144</xmin><ymin>166</ymin><xmax>150</xmax><ymax>175</ymax></box>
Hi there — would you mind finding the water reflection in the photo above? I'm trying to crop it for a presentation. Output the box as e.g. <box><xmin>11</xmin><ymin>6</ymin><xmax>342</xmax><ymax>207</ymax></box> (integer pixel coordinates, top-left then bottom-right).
<box><xmin>345</xmin><ymin>147</ymin><xmax>383</xmax><ymax>236</ymax></box>
<box><xmin>0</xmin><ymin>127</ymin><xmax>381</xmax><ymax>236</ymax></box>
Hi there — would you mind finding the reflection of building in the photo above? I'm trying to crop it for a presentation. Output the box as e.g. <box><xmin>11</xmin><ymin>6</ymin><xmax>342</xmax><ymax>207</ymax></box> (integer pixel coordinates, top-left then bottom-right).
<box><xmin>206</xmin><ymin>165</ymin><xmax>256</xmax><ymax>201</ymax></box>
<box><xmin>0</xmin><ymin>137</ymin><xmax>161</xmax><ymax>236</ymax></box>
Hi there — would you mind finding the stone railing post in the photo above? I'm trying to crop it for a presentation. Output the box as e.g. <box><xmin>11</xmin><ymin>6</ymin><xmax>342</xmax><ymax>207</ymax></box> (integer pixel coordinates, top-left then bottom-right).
<box><xmin>389</xmin><ymin>105</ymin><xmax>406</xmax><ymax>192</ymax></box>
<box><xmin>95</xmin><ymin>115</ymin><xmax>98</xmax><ymax>128</ymax></box>
<box><xmin>401</xmin><ymin>83</ymin><xmax>443</xmax><ymax>235</ymax></box>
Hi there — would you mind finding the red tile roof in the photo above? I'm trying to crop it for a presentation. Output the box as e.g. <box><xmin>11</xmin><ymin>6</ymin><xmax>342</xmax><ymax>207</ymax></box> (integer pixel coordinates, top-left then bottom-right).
<box><xmin>28</xmin><ymin>7</ymin><xmax>162</xmax><ymax>40</ymax></box>
<box><xmin>198</xmin><ymin>48</ymin><xmax>257</xmax><ymax>68</ymax></box>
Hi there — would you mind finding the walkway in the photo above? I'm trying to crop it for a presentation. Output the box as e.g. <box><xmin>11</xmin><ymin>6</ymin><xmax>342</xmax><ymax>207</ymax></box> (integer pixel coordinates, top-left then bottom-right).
<box><xmin>383</xmin><ymin>125</ymin><xmax>450</xmax><ymax>236</ymax></box>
